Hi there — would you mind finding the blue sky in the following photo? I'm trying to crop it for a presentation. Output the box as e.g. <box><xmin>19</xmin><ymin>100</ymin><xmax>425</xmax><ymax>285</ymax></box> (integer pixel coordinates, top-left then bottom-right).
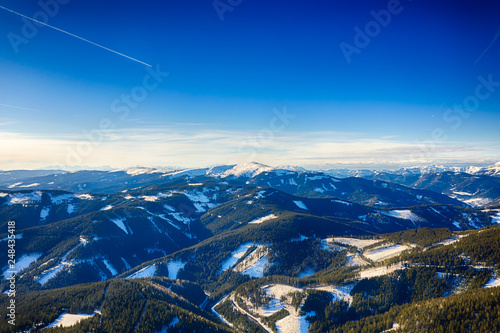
<box><xmin>0</xmin><ymin>0</ymin><xmax>499</xmax><ymax>169</ymax></box>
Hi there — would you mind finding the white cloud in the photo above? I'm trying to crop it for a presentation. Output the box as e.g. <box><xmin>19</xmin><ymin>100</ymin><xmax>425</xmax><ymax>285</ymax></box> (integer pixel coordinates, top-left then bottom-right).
<box><xmin>0</xmin><ymin>127</ymin><xmax>498</xmax><ymax>170</ymax></box>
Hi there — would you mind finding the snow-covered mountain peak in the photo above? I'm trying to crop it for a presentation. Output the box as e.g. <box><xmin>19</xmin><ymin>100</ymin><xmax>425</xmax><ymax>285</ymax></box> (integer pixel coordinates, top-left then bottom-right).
<box><xmin>206</xmin><ymin>165</ymin><xmax>236</xmax><ymax>175</ymax></box>
<box><xmin>274</xmin><ymin>165</ymin><xmax>308</xmax><ymax>172</ymax></box>
<box><xmin>480</xmin><ymin>162</ymin><xmax>500</xmax><ymax>176</ymax></box>
<box><xmin>223</xmin><ymin>162</ymin><xmax>274</xmax><ymax>178</ymax></box>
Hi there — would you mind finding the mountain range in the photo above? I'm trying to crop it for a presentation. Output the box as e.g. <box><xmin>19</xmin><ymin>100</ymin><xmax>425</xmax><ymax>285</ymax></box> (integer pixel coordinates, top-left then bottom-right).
<box><xmin>0</xmin><ymin>162</ymin><xmax>499</xmax><ymax>332</ymax></box>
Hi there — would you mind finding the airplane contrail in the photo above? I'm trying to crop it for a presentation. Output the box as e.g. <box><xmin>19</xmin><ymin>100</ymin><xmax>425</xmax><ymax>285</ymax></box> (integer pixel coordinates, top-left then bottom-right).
<box><xmin>474</xmin><ymin>26</ymin><xmax>500</xmax><ymax>66</ymax></box>
<box><xmin>0</xmin><ymin>103</ymin><xmax>46</xmax><ymax>113</ymax></box>
<box><xmin>0</xmin><ymin>5</ymin><xmax>152</xmax><ymax>67</ymax></box>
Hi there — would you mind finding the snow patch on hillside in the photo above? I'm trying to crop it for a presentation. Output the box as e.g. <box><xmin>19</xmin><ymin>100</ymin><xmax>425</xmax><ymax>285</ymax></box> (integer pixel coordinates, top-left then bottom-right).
<box><xmin>262</xmin><ymin>284</ymin><xmax>310</xmax><ymax>333</ymax></box>
<box><xmin>3</xmin><ymin>253</ymin><xmax>42</xmax><ymax>279</ymax></box>
<box><xmin>76</xmin><ymin>194</ymin><xmax>93</xmax><ymax>200</ymax></box>
<box><xmin>46</xmin><ymin>312</ymin><xmax>95</xmax><ymax>328</ymax></box>
<box><xmin>382</xmin><ymin>210</ymin><xmax>423</xmax><ymax>225</ymax></box>
<box><xmin>276</xmin><ymin>314</ymin><xmax>309</xmax><ymax>333</ymax></box>
<box><xmin>181</xmin><ymin>190</ymin><xmax>215</xmax><ymax>212</ymax></box>
<box><xmin>67</xmin><ymin>204</ymin><xmax>76</xmax><ymax>214</ymax></box>
<box><xmin>40</xmin><ymin>207</ymin><xmax>50</xmax><ymax>220</ymax></box>
<box><xmin>141</xmin><ymin>195</ymin><xmax>159</xmax><ymax>202</ymax></box>
<box><xmin>51</xmin><ymin>194</ymin><xmax>75</xmax><ymax>204</ymax></box>
<box><xmin>249</xmin><ymin>214</ymin><xmax>277</xmax><ymax>224</ymax></box>
<box><xmin>100</xmin><ymin>205</ymin><xmax>113</xmax><ymax>211</ymax></box>
<box><xmin>311</xmin><ymin>285</ymin><xmax>354</xmax><ymax>304</ymax></box>
<box><xmin>37</xmin><ymin>265</ymin><xmax>66</xmax><ymax>286</ymax></box>
<box><xmin>109</xmin><ymin>218</ymin><xmax>129</xmax><ymax>234</ymax></box>
<box><xmin>453</xmin><ymin>191</ymin><xmax>473</xmax><ymax>196</ymax></box>
<box><xmin>329</xmin><ymin>237</ymin><xmax>380</xmax><ymax>249</ymax></box>
<box><xmin>127</xmin><ymin>264</ymin><xmax>156</xmax><ymax>279</ymax></box>
<box><xmin>167</xmin><ymin>260</ymin><xmax>185</xmax><ymax>280</ymax></box>
<box><xmin>464</xmin><ymin>197</ymin><xmax>492</xmax><ymax>207</ymax></box>
<box><xmin>484</xmin><ymin>276</ymin><xmax>500</xmax><ymax>288</ymax></box>
<box><xmin>293</xmin><ymin>200</ymin><xmax>308</xmax><ymax>210</ymax></box>
<box><xmin>37</xmin><ymin>245</ymin><xmax>81</xmax><ymax>286</ymax></box>
<box><xmin>358</xmin><ymin>264</ymin><xmax>404</xmax><ymax>279</ymax></box>
<box><xmin>103</xmin><ymin>259</ymin><xmax>118</xmax><ymax>276</ymax></box>
<box><xmin>491</xmin><ymin>212</ymin><xmax>500</xmax><ymax>224</ymax></box>
<box><xmin>222</xmin><ymin>243</ymin><xmax>256</xmax><ymax>271</ymax></box>
<box><xmin>331</xmin><ymin>199</ymin><xmax>352</xmax><ymax>206</ymax></box>
<box><xmin>233</xmin><ymin>246</ymin><xmax>269</xmax><ymax>278</ymax></box>
<box><xmin>121</xmin><ymin>257</ymin><xmax>131</xmax><ymax>270</ymax></box>
<box><xmin>364</xmin><ymin>244</ymin><xmax>411</xmax><ymax>262</ymax></box>
<box><xmin>5</xmin><ymin>191</ymin><xmax>42</xmax><ymax>205</ymax></box>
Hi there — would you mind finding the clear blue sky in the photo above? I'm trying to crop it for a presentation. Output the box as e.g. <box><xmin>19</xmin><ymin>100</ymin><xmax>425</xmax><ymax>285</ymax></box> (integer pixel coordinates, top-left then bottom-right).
<box><xmin>0</xmin><ymin>0</ymin><xmax>499</xmax><ymax>169</ymax></box>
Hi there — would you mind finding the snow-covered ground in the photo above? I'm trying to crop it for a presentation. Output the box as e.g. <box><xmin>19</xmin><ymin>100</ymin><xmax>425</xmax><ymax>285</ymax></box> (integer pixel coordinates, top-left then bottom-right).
<box><xmin>221</xmin><ymin>243</ymin><xmax>256</xmax><ymax>271</ymax></box>
<box><xmin>433</xmin><ymin>234</ymin><xmax>467</xmax><ymax>247</ymax></box>
<box><xmin>484</xmin><ymin>276</ymin><xmax>500</xmax><ymax>288</ymax></box>
<box><xmin>37</xmin><ymin>245</ymin><xmax>81</xmax><ymax>286</ymax></box>
<box><xmin>276</xmin><ymin>314</ymin><xmax>309</xmax><ymax>333</ymax></box>
<box><xmin>2</xmin><ymin>253</ymin><xmax>42</xmax><ymax>279</ymax></box>
<box><xmin>464</xmin><ymin>197</ymin><xmax>492</xmax><ymax>207</ymax></box>
<box><xmin>126</xmin><ymin>264</ymin><xmax>156</xmax><ymax>279</ymax></box>
<box><xmin>37</xmin><ymin>265</ymin><xmax>65</xmax><ymax>286</ymax></box>
<box><xmin>211</xmin><ymin>295</ymin><xmax>234</xmax><ymax>328</ymax></box>
<box><xmin>45</xmin><ymin>312</ymin><xmax>95</xmax><ymax>328</ymax></box>
<box><xmin>102</xmin><ymin>259</ymin><xmax>118</xmax><ymax>276</ymax></box>
<box><xmin>382</xmin><ymin>322</ymin><xmax>401</xmax><ymax>332</ymax></box>
<box><xmin>358</xmin><ymin>264</ymin><xmax>404</xmax><ymax>279</ymax></box>
<box><xmin>293</xmin><ymin>200</ymin><xmax>308</xmax><ymax>210</ymax></box>
<box><xmin>328</xmin><ymin>237</ymin><xmax>380</xmax><ymax>249</ymax></box>
<box><xmin>180</xmin><ymin>189</ymin><xmax>216</xmax><ymax>213</ymax></box>
<box><xmin>141</xmin><ymin>195</ymin><xmax>159</xmax><ymax>202</ymax></box>
<box><xmin>109</xmin><ymin>217</ymin><xmax>129</xmax><ymax>234</ymax></box>
<box><xmin>347</xmin><ymin>253</ymin><xmax>371</xmax><ymax>266</ymax></box>
<box><xmin>453</xmin><ymin>191</ymin><xmax>473</xmax><ymax>196</ymax></box>
<box><xmin>491</xmin><ymin>212</ymin><xmax>500</xmax><ymax>224</ymax></box>
<box><xmin>249</xmin><ymin>214</ymin><xmax>278</xmax><ymax>224</ymax></box>
<box><xmin>381</xmin><ymin>210</ymin><xmax>423</xmax><ymax>225</ymax></box>
<box><xmin>67</xmin><ymin>204</ymin><xmax>76</xmax><ymax>214</ymax></box>
<box><xmin>256</xmin><ymin>284</ymin><xmax>313</xmax><ymax>333</ymax></box>
<box><xmin>241</xmin><ymin>255</ymin><xmax>268</xmax><ymax>278</ymax></box>
<box><xmin>231</xmin><ymin>245</ymin><xmax>269</xmax><ymax>278</ymax></box>
<box><xmin>167</xmin><ymin>260</ymin><xmax>185</xmax><ymax>280</ymax></box>
<box><xmin>51</xmin><ymin>193</ymin><xmax>75</xmax><ymax>204</ymax></box>
<box><xmin>227</xmin><ymin>282</ymin><xmax>354</xmax><ymax>333</ymax></box>
<box><xmin>4</xmin><ymin>191</ymin><xmax>42</xmax><ymax>205</ymax></box>
<box><xmin>76</xmin><ymin>194</ymin><xmax>93</xmax><ymax>200</ymax></box>
<box><xmin>331</xmin><ymin>199</ymin><xmax>352</xmax><ymax>206</ymax></box>
<box><xmin>100</xmin><ymin>205</ymin><xmax>113</xmax><ymax>211</ymax></box>
<box><xmin>40</xmin><ymin>207</ymin><xmax>50</xmax><ymax>220</ymax></box>
<box><xmin>311</xmin><ymin>284</ymin><xmax>354</xmax><ymax>304</ymax></box>
<box><xmin>364</xmin><ymin>244</ymin><xmax>411</xmax><ymax>262</ymax></box>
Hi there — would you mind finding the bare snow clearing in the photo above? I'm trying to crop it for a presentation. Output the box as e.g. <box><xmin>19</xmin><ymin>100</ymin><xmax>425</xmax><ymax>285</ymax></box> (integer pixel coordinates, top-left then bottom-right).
<box><xmin>364</xmin><ymin>244</ymin><xmax>411</xmax><ymax>262</ymax></box>
<box><xmin>249</xmin><ymin>214</ymin><xmax>277</xmax><ymax>224</ymax></box>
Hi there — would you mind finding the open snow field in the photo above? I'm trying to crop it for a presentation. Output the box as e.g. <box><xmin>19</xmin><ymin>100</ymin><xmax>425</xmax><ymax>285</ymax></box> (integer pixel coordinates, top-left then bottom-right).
<box><xmin>358</xmin><ymin>264</ymin><xmax>404</xmax><ymax>279</ymax></box>
<box><xmin>329</xmin><ymin>237</ymin><xmax>381</xmax><ymax>249</ymax></box>
<box><xmin>364</xmin><ymin>244</ymin><xmax>411</xmax><ymax>262</ymax></box>
<box><xmin>45</xmin><ymin>312</ymin><xmax>95</xmax><ymax>328</ymax></box>
<box><xmin>126</xmin><ymin>264</ymin><xmax>156</xmax><ymax>279</ymax></box>
<box><xmin>167</xmin><ymin>260</ymin><xmax>185</xmax><ymax>280</ymax></box>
